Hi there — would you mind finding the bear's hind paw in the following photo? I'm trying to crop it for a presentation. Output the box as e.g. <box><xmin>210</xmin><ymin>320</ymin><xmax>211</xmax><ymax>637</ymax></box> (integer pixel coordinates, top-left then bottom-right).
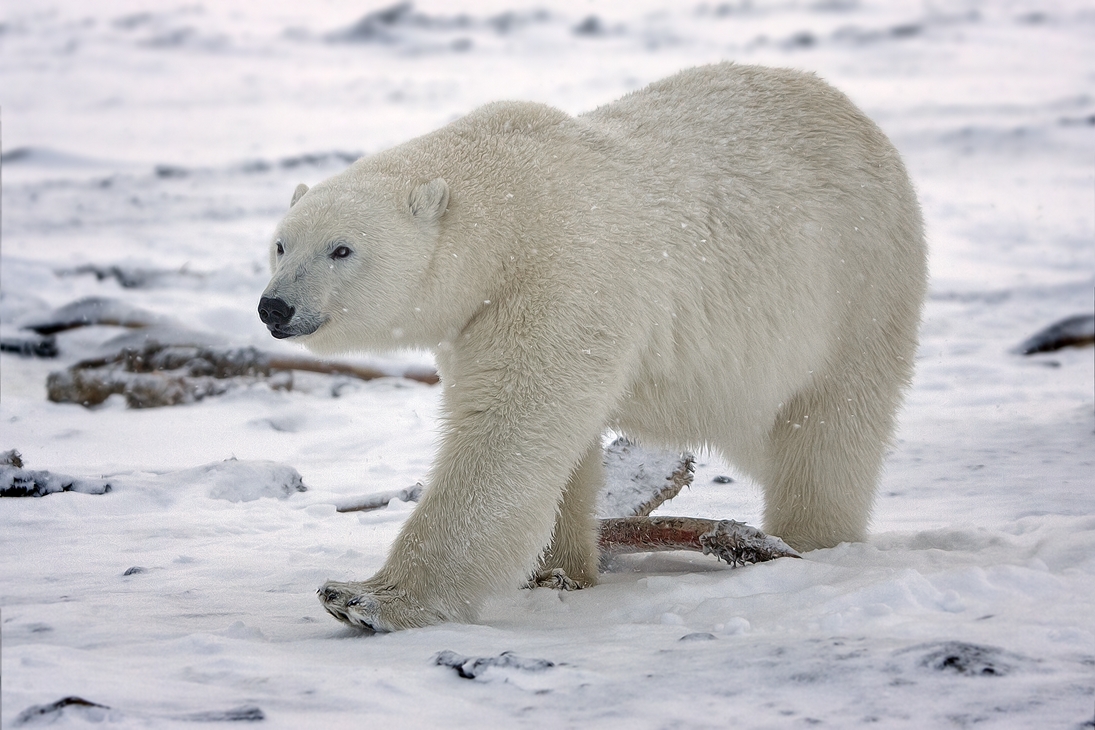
<box><xmin>527</xmin><ymin>568</ymin><xmax>587</xmax><ymax>591</ymax></box>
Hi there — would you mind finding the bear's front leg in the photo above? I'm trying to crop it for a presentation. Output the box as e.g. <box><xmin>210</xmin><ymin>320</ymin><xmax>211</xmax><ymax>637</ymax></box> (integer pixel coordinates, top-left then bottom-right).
<box><xmin>319</xmin><ymin>370</ymin><xmax>612</xmax><ymax>630</ymax></box>
<box><xmin>313</xmin><ymin>282</ymin><xmax>627</xmax><ymax>630</ymax></box>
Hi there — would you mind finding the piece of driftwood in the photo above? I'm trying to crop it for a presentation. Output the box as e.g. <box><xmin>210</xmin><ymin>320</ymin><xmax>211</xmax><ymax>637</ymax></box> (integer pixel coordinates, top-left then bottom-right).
<box><xmin>265</xmin><ymin>354</ymin><xmax>438</xmax><ymax>385</ymax></box>
<box><xmin>21</xmin><ymin>296</ymin><xmax>439</xmax><ymax>391</ymax></box>
<box><xmin>335</xmin><ymin>483</ymin><xmax>424</xmax><ymax>513</ymax></box>
<box><xmin>1015</xmin><ymin>314</ymin><xmax>1095</xmax><ymax>355</ymax></box>
<box><xmin>339</xmin><ymin>439</ymin><xmax>798</xmax><ymax>569</ymax></box>
<box><xmin>598</xmin><ymin>517</ymin><xmax>800</xmax><ymax>566</ymax></box>
<box><xmin>47</xmin><ymin>343</ymin><xmax>439</xmax><ymax>409</ymax></box>
<box><xmin>12</xmin><ymin>695</ymin><xmax>265</xmax><ymax>725</ymax></box>
<box><xmin>598</xmin><ymin>437</ymin><xmax>694</xmax><ymax>518</ymax></box>
<box><xmin>0</xmin><ymin>332</ymin><xmax>58</xmax><ymax>358</ymax></box>
<box><xmin>22</xmin><ymin>296</ymin><xmax>165</xmax><ymax>335</ymax></box>
<box><xmin>595</xmin><ymin>441</ymin><xmax>799</xmax><ymax>564</ymax></box>
<box><xmin>58</xmin><ymin>264</ymin><xmax>205</xmax><ymax>290</ymax></box>
<box><xmin>0</xmin><ymin>451</ymin><xmax>112</xmax><ymax>498</ymax></box>
<box><xmin>46</xmin><ymin>345</ymin><xmax>291</xmax><ymax>408</ymax></box>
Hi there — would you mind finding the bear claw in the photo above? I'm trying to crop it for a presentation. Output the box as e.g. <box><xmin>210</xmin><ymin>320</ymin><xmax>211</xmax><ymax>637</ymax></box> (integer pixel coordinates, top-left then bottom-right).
<box><xmin>528</xmin><ymin>568</ymin><xmax>587</xmax><ymax>591</ymax></box>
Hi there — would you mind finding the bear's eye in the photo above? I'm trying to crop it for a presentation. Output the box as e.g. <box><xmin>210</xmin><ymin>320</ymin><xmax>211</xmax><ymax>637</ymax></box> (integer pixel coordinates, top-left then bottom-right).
<box><xmin>275</xmin><ymin>240</ymin><xmax>284</xmax><ymax>256</ymax></box>
<box><xmin>330</xmin><ymin>245</ymin><xmax>352</xmax><ymax>260</ymax></box>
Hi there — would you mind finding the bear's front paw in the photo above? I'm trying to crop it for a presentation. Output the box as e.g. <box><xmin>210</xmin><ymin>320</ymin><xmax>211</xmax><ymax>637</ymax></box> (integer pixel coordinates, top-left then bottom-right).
<box><xmin>318</xmin><ymin>580</ymin><xmax>444</xmax><ymax>632</ymax></box>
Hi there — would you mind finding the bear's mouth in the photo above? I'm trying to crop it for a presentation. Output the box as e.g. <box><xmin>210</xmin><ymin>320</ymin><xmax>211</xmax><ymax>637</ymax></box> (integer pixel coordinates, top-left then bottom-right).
<box><xmin>258</xmin><ymin>295</ymin><xmax>325</xmax><ymax>339</ymax></box>
<box><xmin>264</xmin><ymin>315</ymin><xmax>325</xmax><ymax>340</ymax></box>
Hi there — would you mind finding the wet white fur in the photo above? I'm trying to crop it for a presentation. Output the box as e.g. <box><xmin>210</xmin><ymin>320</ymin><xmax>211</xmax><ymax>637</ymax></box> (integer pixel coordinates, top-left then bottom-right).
<box><xmin>262</xmin><ymin>62</ymin><xmax>927</xmax><ymax>631</ymax></box>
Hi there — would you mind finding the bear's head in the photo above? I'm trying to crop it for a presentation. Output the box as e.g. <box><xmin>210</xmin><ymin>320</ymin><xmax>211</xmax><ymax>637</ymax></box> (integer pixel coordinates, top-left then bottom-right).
<box><xmin>258</xmin><ymin>174</ymin><xmax>449</xmax><ymax>354</ymax></box>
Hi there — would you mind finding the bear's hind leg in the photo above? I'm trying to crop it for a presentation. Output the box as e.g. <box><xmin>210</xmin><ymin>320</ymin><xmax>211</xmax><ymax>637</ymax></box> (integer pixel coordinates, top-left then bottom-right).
<box><xmin>533</xmin><ymin>439</ymin><xmax>602</xmax><ymax>589</ymax></box>
<box><xmin>761</xmin><ymin>360</ymin><xmax>906</xmax><ymax>552</ymax></box>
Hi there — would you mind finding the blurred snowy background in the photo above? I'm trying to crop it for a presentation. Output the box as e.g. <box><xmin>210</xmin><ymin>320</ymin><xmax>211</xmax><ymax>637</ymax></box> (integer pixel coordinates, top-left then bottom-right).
<box><xmin>2</xmin><ymin>1</ymin><xmax>1093</xmax><ymax>727</ymax></box>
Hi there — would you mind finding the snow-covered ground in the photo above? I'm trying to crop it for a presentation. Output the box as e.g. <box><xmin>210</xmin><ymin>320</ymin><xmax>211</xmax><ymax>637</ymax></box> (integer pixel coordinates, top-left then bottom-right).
<box><xmin>2</xmin><ymin>0</ymin><xmax>1093</xmax><ymax>727</ymax></box>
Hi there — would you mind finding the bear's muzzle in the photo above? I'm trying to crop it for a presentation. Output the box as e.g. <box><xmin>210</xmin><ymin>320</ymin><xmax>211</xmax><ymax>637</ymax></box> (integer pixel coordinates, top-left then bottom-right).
<box><xmin>258</xmin><ymin>296</ymin><xmax>296</xmax><ymax>339</ymax></box>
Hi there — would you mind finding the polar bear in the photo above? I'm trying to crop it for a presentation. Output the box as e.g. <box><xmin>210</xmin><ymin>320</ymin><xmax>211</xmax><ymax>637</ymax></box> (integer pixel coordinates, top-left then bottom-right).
<box><xmin>258</xmin><ymin>62</ymin><xmax>926</xmax><ymax>632</ymax></box>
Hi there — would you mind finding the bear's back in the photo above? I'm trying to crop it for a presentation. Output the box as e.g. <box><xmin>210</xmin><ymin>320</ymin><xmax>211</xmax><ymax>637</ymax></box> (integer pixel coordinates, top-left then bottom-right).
<box><xmin>580</xmin><ymin>62</ymin><xmax>901</xmax><ymax>191</ymax></box>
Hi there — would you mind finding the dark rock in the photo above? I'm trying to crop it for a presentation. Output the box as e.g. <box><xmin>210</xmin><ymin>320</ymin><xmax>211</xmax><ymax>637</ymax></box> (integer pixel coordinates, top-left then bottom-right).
<box><xmin>679</xmin><ymin>632</ymin><xmax>718</xmax><ymax>642</ymax></box>
<box><xmin>434</xmin><ymin>650</ymin><xmax>555</xmax><ymax>679</ymax></box>
<box><xmin>176</xmin><ymin>705</ymin><xmax>265</xmax><ymax>722</ymax></box>
<box><xmin>902</xmin><ymin>641</ymin><xmax>1032</xmax><ymax>677</ymax></box>
<box><xmin>14</xmin><ymin>697</ymin><xmax>112</xmax><ymax>726</ymax></box>
<box><xmin>1016</xmin><ymin>314</ymin><xmax>1095</xmax><ymax>355</ymax></box>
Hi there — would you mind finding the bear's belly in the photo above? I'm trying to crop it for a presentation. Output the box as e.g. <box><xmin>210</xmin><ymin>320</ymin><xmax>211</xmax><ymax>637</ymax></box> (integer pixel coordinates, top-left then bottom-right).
<box><xmin>608</xmin><ymin>360</ymin><xmax>789</xmax><ymax>473</ymax></box>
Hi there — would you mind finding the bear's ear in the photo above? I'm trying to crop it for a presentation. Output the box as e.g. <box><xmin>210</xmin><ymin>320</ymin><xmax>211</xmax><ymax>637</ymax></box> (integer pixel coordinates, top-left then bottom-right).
<box><xmin>290</xmin><ymin>183</ymin><xmax>309</xmax><ymax>208</ymax></box>
<box><xmin>408</xmin><ymin>178</ymin><xmax>449</xmax><ymax>229</ymax></box>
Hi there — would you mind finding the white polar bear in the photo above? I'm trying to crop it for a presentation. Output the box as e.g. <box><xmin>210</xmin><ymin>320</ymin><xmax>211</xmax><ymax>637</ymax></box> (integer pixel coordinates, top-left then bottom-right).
<box><xmin>258</xmin><ymin>62</ymin><xmax>926</xmax><ymax>632</ymax></box>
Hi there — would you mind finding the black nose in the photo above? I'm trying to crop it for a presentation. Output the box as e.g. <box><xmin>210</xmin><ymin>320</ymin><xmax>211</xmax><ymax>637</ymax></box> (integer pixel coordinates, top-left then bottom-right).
<box><xmin>258</xmin><ymin>296</ymin><xmax>295</xmax><ymax>327</ymax></box>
